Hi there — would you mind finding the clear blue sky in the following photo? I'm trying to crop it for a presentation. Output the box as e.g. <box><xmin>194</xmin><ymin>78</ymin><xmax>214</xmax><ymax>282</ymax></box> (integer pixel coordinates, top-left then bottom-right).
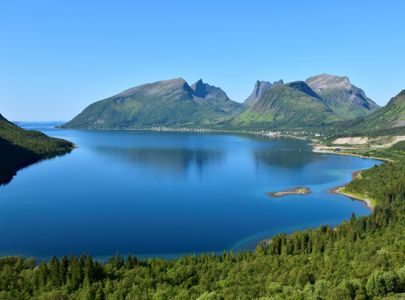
<box><xmin>1</xmin><ymin>0</ymin><xmax>404</xmax><ymax>121</ymax></box>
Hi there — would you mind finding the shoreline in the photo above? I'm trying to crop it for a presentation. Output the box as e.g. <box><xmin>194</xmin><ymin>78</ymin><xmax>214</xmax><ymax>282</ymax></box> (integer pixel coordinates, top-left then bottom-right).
<box><xmin>258</xmin><ymin>146</ymin><xmax>381</xmax><ymax>247</ymax></box>
<box><xmin>309</xmin><ymin>141</ymin><xmax>386</xmax><ymax>211</ymax></box>
<box><xmin>311</xmin><ymin>141</ymin><xmax>388</xmax><ymax>211</ymax></box>
<box><xmin>329</xmin><ymin>170</ymin><xmax>375</xmax><ymax>211</ymax></box>
<box><xmin>331</xmin><ymin>186</ymin><xmax>374</xmax><ymax>211</ymax></box>
<box><xmin>311</xmin><ymin>143</ymin><xmax>393</xmax><ymax>162</ymax></box>
<box><xmin>321</xmin><ymin>155</ymin><xmax>377</xmax><ymax>211</ymax></box>
<box><xmin>56</xmin><ymin>125</ymin><xmax>307</xmax><ymax>140</ymax></box>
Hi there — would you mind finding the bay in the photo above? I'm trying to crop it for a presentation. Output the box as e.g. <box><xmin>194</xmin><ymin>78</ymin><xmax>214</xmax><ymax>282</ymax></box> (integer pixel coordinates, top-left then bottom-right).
<box><xmin>0</xmin><ymin>123</ymin><xmax>379</xmax><ymax>259</ymax></box>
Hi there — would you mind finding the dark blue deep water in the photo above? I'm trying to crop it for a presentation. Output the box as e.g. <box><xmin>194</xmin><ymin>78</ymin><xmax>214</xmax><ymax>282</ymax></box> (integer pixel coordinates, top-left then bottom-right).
<box><xmin>0</xmin><ymin>123</ymin><xmax>380</xmax><ymax>259</ymax></box>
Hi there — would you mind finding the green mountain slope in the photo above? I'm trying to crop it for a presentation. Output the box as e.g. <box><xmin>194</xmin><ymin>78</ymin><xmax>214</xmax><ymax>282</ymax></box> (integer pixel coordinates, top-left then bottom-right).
<box><xmin>327</xmin><ymin>90</ymin><xmax>405</xmax><ymax>136</ymax></box>
<box><xmin>63</xmin><ymin>75</ymin><xmax>385</xmax><ymax>131</ymax></box>
<box><xmin>244</xmin><ymin>79</ymin><xmax>283</xmax><ymax>108</ymax></box>
<box><xmin>306</xmin><ymin>74</ymin><xmax>379</xmax><ymax>119</ymax></box>
<box><xmin>0</xmin><ymin>114</ymin><xmax>73</xmax><ymax>184</ymax></box>
<box><xmin>233</xmin><ymin>81</ymin><xmax>338</xmax><ymax>129</ymax></box>
<box><xmin>357</xmin><ymin>89</ymin><xmax>405</xmax><ymax>130</ymax></box>
<box><xmin>62</xmin><ymin>78</ymin><xmax>243</xmax><ymax>129</ymax></box>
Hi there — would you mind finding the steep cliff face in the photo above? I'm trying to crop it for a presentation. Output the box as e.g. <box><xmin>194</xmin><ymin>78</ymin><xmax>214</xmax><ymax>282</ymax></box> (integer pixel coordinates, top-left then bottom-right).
<box><xmin>244</xmin><ymin>80</ymin><xmax>283</xmax><ymax>108</ymax></box>
<box><xmin>306</xmin><ymin>74</ymin><xmax>379</xmax><ymax>118</ymax></box>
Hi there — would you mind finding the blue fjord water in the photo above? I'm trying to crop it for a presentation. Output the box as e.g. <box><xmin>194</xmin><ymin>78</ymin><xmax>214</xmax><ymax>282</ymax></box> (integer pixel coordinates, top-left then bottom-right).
<box><xmin>0</xmin><ymin>123</ymin><xmax>379</xmax><ymax>259</ymax></box>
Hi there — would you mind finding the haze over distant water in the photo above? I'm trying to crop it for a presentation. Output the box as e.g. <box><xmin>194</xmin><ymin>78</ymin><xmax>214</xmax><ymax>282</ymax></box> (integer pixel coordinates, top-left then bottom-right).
<box><xmin>0</xmin><ymin>123</ymin><xmax>379</xmax><ymax>259</ymax></box>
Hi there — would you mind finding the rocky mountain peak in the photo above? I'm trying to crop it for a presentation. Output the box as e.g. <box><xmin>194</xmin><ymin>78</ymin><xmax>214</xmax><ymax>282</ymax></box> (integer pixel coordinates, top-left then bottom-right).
<box><xmin>389</xmin><ymin>90</ymin><xmax>405</xmax><ymax>106</ymax></box>
<box><xmin>272</xmin><ymin>79</ymin><xmax>284</xmax><ymax>86</ymax></box>
<box><xmin>190</xmin><ymin>79</ymin><xmax>229</xmax><ymax>101</ymax></box>
<box><xmin>190</xmin><ymin>79</ymin><xmax>208</xmax><ymax>97</ymax></box>
<box><xmin>253</xmin><ymin>81</ymin><xmax>273</xmax><ymax>97</ymax></box>
<box><xmin>305</xmin><ymin>74</ymin><xmax>379</xmax><ymax>118</ymax></box>
<box><xmin>245</xmin><ymin>79</ymin><xmax>283</xmax><ymax>107</ymax></box>
<box><xmin>305</xmin><ymin>74</ymin><xmax>352</xmax><ymax>91</ymax></box>
<box><xmin>118</xmin><ymin>78</ymin><xmax>192</xmax><ymax>98</ymax></box>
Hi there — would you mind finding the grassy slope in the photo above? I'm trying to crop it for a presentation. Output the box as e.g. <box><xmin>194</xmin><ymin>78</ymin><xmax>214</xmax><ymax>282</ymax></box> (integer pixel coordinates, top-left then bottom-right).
<box><xmin>62</xmin><ymin>89</ymin><xmax>242</xmax><ymax>130</ymax></box>
<box><xmin>324</xmin><ymin>91</ymin><xmax>405</xmax><ymax>137</ymax></box>
<box><xmin>356</xmin><ymin>91</ymin><xmax>405</xmax><ymax>130</ymax></box>
<box><xmin>231</xmin><ymin>87</ymin><xmax>403</xmax><ymax>135</ymax></box>
<box><xmin>320</xmin><ymin>90</ymin><xmax>370</xmax><ymax>118</ymax></box>
<box><xmin>231</xmin><ymin>84</ymin><xmax>338</xmax><ymax>130</ymax></box>
<box><xmin>315</xmin><ymin>89</ymin><xmax>379</xmax><ymax>119</ymax></box>
<box><xmin>0</xmin><ymin>115</ymin><xmax>73</xmax><ymax>184</ymax></box>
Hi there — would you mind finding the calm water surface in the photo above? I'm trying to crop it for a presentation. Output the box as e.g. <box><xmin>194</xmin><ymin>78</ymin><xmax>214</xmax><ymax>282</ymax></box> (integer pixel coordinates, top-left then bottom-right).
<box><xmin>0</xmin><ymin>123</ymin><xmax>380</xmax><ymax>259</ymax></box>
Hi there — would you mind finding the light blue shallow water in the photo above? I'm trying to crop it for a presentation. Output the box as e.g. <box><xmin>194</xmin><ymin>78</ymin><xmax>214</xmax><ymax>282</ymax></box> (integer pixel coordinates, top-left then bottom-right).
<box><xmin>0</xmin><ymin>123</ymin><xmax>380</xmax><ymax>259</ymax></box>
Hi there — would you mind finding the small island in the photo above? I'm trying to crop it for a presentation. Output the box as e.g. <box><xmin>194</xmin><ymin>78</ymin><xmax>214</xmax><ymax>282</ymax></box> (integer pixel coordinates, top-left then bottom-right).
<box><xmin>267</xmin><ymin>187</ymin><xmax>311</xmax><ymax>197</ymax></box>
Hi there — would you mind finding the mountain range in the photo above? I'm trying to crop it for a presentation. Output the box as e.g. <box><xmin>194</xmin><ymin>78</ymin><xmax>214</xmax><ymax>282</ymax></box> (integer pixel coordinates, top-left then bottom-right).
<box><xmin>61</xmin><ymin>74</ymin><xmax>404</xmax><ymax>133</ymax></box>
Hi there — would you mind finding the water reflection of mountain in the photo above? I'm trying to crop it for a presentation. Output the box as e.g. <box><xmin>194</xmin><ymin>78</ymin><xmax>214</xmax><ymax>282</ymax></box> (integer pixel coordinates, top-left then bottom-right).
<box><xmin>0</xmin><ymin>138</ymin><xmax>72</xmax><ymax>186</ymax></box>
<box><xmin>0</xmin><ymin>138</ymin><xmax>40</xmax><ymax>185</ymax></box>
<box><xmin>94</xmin><ymin>147</ymin><xmax>224</xmax><ymax>177</ymax></box>
<box><xmin>253</xmin><ymin>140</ymin><xmax>321</xmax><ymax>170</ymax></box>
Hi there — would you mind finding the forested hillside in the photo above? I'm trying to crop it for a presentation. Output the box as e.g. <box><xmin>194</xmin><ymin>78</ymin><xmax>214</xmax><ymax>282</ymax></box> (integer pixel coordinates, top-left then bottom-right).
<box><xmin>0</xmin><ymin>114</ymin><xmax>73</xmax><ymax>184</ymax></box>
<box><xmin>0</xmin><ymin>151</ymin><xmax>404</xmax><ymax>299</ymax></box>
